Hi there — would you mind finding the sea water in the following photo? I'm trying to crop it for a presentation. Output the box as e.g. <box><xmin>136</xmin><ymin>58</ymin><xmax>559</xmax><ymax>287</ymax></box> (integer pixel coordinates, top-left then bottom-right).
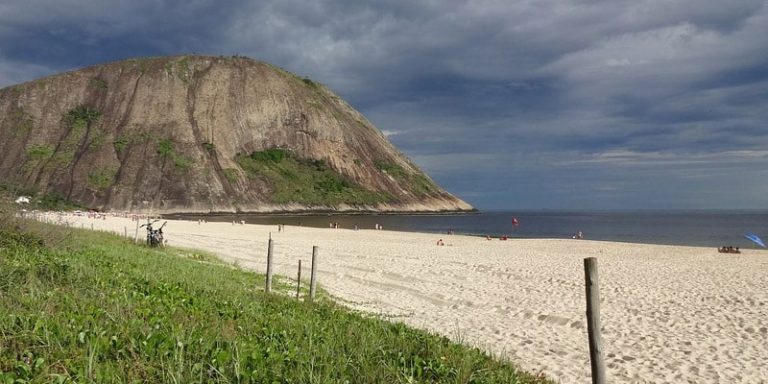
<box><xmin>168</xmin><ymin>210</ymin><xmax>768</xmax><ymax>248</ymax></box>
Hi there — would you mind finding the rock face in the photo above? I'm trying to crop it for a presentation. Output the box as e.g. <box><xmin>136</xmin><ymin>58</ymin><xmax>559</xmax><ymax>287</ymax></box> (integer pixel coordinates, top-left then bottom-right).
<box><xmin>0</xmin><ymin>56</ymin><xmax>473</xmax><ymax>213</ymax></box>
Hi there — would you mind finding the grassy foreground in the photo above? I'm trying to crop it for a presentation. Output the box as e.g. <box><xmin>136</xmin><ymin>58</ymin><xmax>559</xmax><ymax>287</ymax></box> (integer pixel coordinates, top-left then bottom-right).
<box><xmin>0</xmin><ymin>216</ymin><xmax>550</xmax><ymax>383</ymax></box>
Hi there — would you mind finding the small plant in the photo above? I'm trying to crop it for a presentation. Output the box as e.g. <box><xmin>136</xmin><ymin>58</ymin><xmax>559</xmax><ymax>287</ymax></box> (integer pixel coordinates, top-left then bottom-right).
<box><xmin>157</xmin><ymin>138</ymin><xmax>174</xmax><ymax>159</ymax></box>
<box><xmin>302</xmin><ymin>77</ymin><xmax>319</xmax><ymax>89</ymax></box>
<box><xmin>176</xmin><ymin>57</ymin><xmax>191</xmax><ymax>84</ymax></box>
<box><xmin>64</xmin><ymin>105</ymin><xmax>101</xmax><ymax>127</ymax></box>
<box><xmin>156</xmin><ymin>138</ymin><xmax>194</xmax><ymax>171</ymax></box>
<box><xmin>25</xmin><ymin>144</ymin><xmax>54</xmax><ymax>160</ymax></box>
<box><xmin>173</xmin><ymin>155</ymin><xmax>194</xmax><ymax>171</ymax></box>
<box><xmin>113</xmin><ymin>136</ymin><xmax>129</xmax><ymax>153</ymax></box>
<box><xmin>223</xmin><ymin>168</ymin><xmax>239</xmax><ymax>182</ymax></box>
<box><xmin>90</xmin><ymin>77</ymin><xmax>108</xmax><ymax>90</ymax></box>
<box><xmin>88</xmin><ymin>131</ymin><xmax>107</xmax><ymax>150</ymax></box>
<box><xmin>66</xmin><ymin>105</ymin><xmax>101</xmax><ymax>124</ymax></box>
<box><xmin>22</xmin><ymin>144</ymin><xmax>54</xmax><ymax>172</ymax></box>
<box><xmin>87</xmin><ymin>168</ymin><xmax>116</xmax><ymax>189</ymax></box>
<box><xmin>114</xmin><ymin>131</ymin><xmax>152</xmax><ymax>154</ymax></box>
<box><xmin>202</xmin><ymin>142</ymin><xmax>215</xmax><ymax>152</ymax></box>
<box><xmin>250</xmin><ymin>148</ymin><xmax>288</xmax><ymax>163</ymax></box>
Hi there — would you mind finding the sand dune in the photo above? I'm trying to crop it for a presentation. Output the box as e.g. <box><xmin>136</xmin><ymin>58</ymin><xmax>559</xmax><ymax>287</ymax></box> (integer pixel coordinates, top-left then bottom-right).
<box><xmin>57</xmin><ymin>214</ymin><xmax>768</xmax><ymax>383</ymax></box>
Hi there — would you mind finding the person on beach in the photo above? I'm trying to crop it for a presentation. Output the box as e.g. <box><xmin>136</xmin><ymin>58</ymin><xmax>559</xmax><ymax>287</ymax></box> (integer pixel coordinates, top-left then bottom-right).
<box><xmin>437</xmin><ymin>239</ymin><xmax>445</xmax><ymax>246</ymax></box>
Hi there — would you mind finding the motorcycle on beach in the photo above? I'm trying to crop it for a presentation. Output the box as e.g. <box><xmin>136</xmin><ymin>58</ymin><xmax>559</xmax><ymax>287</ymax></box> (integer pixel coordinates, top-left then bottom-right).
<box><xmin>140</xmin><ymin>219</ymin><xmax>167</xmax><ymax>247</ymax></box>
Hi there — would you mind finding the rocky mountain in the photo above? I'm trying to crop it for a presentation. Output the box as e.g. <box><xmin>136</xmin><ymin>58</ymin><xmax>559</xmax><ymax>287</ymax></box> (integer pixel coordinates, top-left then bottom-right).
<box><xmin>0</xmin><ymin>55</ymin><xmax>473</xmax><ymax>214</ymax></box>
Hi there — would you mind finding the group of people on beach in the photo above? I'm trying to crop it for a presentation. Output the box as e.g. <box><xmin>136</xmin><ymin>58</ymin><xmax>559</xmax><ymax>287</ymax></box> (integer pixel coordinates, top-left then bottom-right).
<box><xmin>717</xmin><ymin>246</ymin><xmax>740</xmax><ymax>254</ymax></box>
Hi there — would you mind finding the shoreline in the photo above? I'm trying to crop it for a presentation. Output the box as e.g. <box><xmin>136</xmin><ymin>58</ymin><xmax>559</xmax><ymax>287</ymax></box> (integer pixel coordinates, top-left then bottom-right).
<box><xmin>36</xmin><ymin>212</ymin><xmax>768</xmax><ymax>383</ymax></box>
<box><xmin>163</xmin><ymin>208</ymin><xmax>480</xmax><ymax>218</ymax></box>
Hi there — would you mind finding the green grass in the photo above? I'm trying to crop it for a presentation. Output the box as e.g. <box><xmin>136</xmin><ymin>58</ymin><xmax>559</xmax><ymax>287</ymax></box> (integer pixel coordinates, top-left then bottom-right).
<box><xmin>157</xmin><ymin>138</ymin><xmax>194</xmax><ymax>172</ymax></box>
<box><xmin>236</xmin><ymin>149</ymin><xmax>392</xmax><ymax>206</ymax></box>
<box><xmin>202</xmin><ymin>142</ymin><xmax>215</xmax><ymax>153</ymax></box>
<box><xmin>32</xmin><ymin>105</ymin><xmax>104</xmax><ymax>171</ymax></box>
<box><xmin>114</xmin><ymin>131</ymin><xmax>152</xmax><ymax>155</ymax></box>
<box><xmin>64</xmin><ymin>105</ymin><xmax>101</xmax><ymax>127</ymax></box>
<box><xmin>0</xmin><ymin>213</ymin><xmax>550</xmax><ymax>384</ymax></box>
<box><xmin>89</xmin><ymin>78</ymin><xmax>108</xmax><ymax>91</ymax></box>
<box><xmin>25</xmin><ymin>145</ymin><xmax>54</xmax><ymax>161</ymax></box>
<box><xmin>86</xmin><ymin>168</ymin><xmax>117</xmax><ymax>190</ymax></box>
<box><xmin>375</xmin><ymin>160</ymin><xmax>437</xmax><ymax>195</ymax></box>
<box><xmin>223</xmin><ymin>168</ymin><xmax>239</xmax><ymax>183</ymax></box>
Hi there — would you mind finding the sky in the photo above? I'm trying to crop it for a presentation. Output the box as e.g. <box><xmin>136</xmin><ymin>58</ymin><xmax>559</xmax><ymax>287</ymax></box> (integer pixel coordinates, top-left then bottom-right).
<box><xmin>1</xmin><ymin>0</ymin><xmax>767</xmax><ymax>210</ymax></box>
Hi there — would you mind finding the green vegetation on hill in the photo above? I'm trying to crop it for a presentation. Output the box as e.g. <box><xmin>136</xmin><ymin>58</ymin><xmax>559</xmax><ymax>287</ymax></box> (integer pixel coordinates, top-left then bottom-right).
<box><xmin>236</xmin><ymin>148</ymin><xmax>392</xmax><ymax>206</ymax></box>
<box><xmin>0</xmin><ymin>183</ymin><xmax>82</xmax><ymax>211</ymax></box>
<box><xmin>0</xmin><ymin>212</ymin><xmax>550</xmax><ymax>383</ymax></box>
<box><xmin>157</xmin><ymin>138</ymin><xmax>194</xmax><ymax>171</ymax></box>
<box><xmin>12</xmin><ymin>106</ymin><xmax>34</xmax><ymax>138</ymax></box>
<box><xmin>375</xmin><ymin>160</ymin><xmax>436</xmax><ymax>195</ymax></box>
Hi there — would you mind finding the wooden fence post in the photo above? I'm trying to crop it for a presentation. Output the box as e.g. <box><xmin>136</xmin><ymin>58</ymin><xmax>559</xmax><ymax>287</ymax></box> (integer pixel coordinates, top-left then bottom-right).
<box><xmin>309</xmin><ymin>246</ymin><xmax>318</xmax><ymax>301</ymax></box>
<box><xmin>265</xmin><ymin>233</ymin><xmax>274</xmax><ymax>293</ymax></box>
<box><xmin>134</xmin><ymin>220</ymin><xmax>140</xmax><ymax>243</ymax></box>
<box><xmin>91</xmin><ymin>223</ymin><xmax>94</xmax><ymax>231</ymax></box>
<box><xmin>296</xmin><ymin>260</ymin><xmax>302</xmax><ymax>299</ymax></box>
<box><xmin>584</xmin><ymin>257</ymin><xmax>606</xmax><ymax>384</ymax></box>
<box><xmin>124</xmin><ymin>226</ymin><xmax>127</xmax><ymax>238</ymax></box>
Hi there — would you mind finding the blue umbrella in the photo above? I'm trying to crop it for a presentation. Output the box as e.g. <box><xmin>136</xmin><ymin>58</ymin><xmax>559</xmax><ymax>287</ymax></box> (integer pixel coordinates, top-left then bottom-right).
<box><xmin>745</xmin><ymin>233</ymin><xmax>766</xmax><ymax>248</ymax></box>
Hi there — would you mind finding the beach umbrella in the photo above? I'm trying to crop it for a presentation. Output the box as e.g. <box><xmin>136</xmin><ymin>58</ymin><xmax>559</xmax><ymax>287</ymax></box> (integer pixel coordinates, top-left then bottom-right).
<box><xmin>744</xmin><ymin>233</ymin><xmax>766</xmax><ymax>248</ymax></box>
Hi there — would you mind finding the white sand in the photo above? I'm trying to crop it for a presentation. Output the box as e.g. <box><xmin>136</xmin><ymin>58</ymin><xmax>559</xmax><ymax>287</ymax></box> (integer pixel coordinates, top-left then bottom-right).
<box><xmin>57</xmin><ymin>214</ymin><xmax>768</xmax><ymax>383</ymax></box>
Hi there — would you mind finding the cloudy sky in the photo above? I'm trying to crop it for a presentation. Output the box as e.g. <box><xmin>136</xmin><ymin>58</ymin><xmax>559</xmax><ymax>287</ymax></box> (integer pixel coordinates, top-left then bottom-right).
<box><xmin>2</xmin><ymin>0</ymin><xmax>767</xmax><ymax>210</ymax></box>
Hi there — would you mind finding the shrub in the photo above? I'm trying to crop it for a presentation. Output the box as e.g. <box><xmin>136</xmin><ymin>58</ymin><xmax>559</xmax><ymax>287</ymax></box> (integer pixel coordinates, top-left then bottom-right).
<box><xmin>87</xmin><ymin>168</ymin><xmax>116</xmax><ymax>189</ymax></box>
<box><xmin>302</xmin><ymin>77</ymin><xmax>319</xmax><ymax>89</ymax></box>
<box><xmin>65</xmin><ymin>105</ymin><xmax>101</xmax><ymax>126</ymax></box>
<box><xmin>156</xmin><ymin>138</ymin><xmax>193</xmax><ymax>171</ymax></box>
<box><xmin>157</xmin><ymin>138</ymin><xmax>174</xmax><ymax>159</ymax></box>
<box><xmin>90</xmin><ymin>77</ymin><xmax>108</xmax><ymax>90</ymax></box>
<box><xmin>250</xmin><ymin>148</ymin><xmax>287</xmax><ymax>163</ymax></box>
<box><xmin>25</xmin><ymin>144</ymin><xmax>54</xmax><ymax>160</ymax></box>
<box><xmin>223</xmin><ymin>168</ymin><xmax>239</xmax><ymax>182</ymax></box>
<box><xmin>113</xmin><ymin>136</ymin><xmax>129</xmax><ymax>153</ymax></box>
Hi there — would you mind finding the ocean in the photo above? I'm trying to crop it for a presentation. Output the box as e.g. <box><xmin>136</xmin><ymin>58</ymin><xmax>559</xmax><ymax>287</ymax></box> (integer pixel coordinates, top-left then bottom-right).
<box><xmin>168</xmin><ymin>210</ymin><xmax>768</xmax><ymax>248</ymax></box>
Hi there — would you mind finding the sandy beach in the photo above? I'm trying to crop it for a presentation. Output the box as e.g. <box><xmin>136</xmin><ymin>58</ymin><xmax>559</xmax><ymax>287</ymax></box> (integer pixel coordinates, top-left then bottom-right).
<box><xmin>52</xmin><ymin>214</ymin><xmax>768</xmax><ymax>383</ymax></box>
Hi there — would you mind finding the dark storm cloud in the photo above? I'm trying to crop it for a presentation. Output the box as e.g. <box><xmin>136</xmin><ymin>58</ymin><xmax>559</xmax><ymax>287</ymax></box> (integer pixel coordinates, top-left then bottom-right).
<box><xmin>1</xmin><ymin>0</ymin><xmax>767</xmax><ymax>209</ymax></box>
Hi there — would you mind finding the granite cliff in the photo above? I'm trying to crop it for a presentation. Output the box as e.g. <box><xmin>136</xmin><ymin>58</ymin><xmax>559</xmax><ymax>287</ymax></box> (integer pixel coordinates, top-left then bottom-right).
<box><xmin>0</xmin><ymin>56</ymin><xmax>473</xmax><ymax>213</ymax></box>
